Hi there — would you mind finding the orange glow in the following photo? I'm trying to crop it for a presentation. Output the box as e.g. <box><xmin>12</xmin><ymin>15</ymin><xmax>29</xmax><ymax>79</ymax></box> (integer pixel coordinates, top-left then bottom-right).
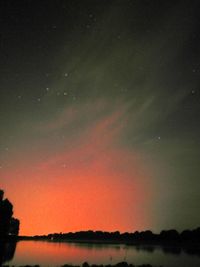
<box><xmin>0</xmin><ymin>105</ymin><xmax>154</xmax><ymax>235</ymax></box>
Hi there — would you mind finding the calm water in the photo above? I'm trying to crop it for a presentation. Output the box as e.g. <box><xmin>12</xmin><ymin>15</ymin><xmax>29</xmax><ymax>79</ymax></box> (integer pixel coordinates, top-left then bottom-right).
<box><xmin>5</xmin><ymin>240</ymin><xmax>200</xmax><ymax>267</ymax></box>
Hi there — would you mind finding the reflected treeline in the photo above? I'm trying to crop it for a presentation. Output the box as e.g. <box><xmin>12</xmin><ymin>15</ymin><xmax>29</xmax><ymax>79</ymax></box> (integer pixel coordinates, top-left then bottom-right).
<box><xmin>134</xmin><ymin>244</ymin><xmax>200</xmax><ymax>256</ymax></box>
<box><xmin>0</xmin><ymin>240</ymin><xmax>17</xmax><ymax>266</ymax></box>
<box><xmin>0</xmin><ymin>189</ymin><xmax>19</xmax><ymax>266</ymax></box>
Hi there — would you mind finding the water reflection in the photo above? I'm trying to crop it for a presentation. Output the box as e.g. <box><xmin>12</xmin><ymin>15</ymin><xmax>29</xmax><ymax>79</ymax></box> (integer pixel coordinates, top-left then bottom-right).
<box><xmin>0</xmin><ymin>240</ymin><xmax>17</xmax><ymax>266</ymax></box>
<box><xmin>162</xmin><ymin>246</ymin><xmax>182</xmax><ymax>255</ymax></box>
<box><xmin>68</xmin><ymin>242</ymin><xmax>121</xmax><ymax>251</ymax></box>
<box><xmin>5</xmin><ymin>241</ymin><xmax>200</xmax><ymax>267</ymax></box>
<box><xmin>134</xmin><ymin>245</ymin><xmax>155</xmax><ymax>253</ymax></box>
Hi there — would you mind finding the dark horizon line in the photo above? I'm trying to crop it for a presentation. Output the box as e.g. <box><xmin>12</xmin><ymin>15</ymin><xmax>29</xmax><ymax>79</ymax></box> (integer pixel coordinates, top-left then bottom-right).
<box><xmin>19</xmin><ymin>227</ymin><xmax>200</xmax><ymax>244</ymax></box>
<box><xmin>20</xmin><ymin>226</ymin><xmax>200</xmax><ymax>237</ymax></box>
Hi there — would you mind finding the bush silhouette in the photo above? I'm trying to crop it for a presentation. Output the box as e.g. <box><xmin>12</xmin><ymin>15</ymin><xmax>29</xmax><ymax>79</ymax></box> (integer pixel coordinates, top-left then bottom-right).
<box><xmin>0</xmin><ymin>189</ymin><xmax>20</xmax><ymax>239</ymax></box>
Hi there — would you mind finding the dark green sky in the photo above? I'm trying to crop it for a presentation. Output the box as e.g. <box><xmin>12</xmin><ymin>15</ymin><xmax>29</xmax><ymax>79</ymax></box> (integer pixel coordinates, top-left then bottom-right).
<box><xmin>0</xmin><ymin>0</ymin><xmax>200</xmax><ymax>235</ymax></box>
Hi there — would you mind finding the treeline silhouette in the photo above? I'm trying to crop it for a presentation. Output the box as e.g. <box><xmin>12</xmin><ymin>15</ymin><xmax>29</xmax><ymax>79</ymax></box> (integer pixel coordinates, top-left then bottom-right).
<box><xmin>20</xmin><ymin>228</ymin><xmax>200</xmax><ymax>245</ymax></box>
<box><xmin>0</xmin><ymin>189</ymin><xmax>20</xmax><ymax>240</ymax></box>
<box><xmin>0</xmin><ymin>189</ymin><xmax>19</xmax><ymax>266</ymax></box>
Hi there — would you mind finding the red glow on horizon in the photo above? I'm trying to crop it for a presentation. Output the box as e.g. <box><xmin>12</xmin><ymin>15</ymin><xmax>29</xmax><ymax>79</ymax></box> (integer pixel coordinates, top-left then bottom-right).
<box><xmin>0</xmin><ymin>104</ymin><xmax>155</xmax><ymax>235</ymax></box>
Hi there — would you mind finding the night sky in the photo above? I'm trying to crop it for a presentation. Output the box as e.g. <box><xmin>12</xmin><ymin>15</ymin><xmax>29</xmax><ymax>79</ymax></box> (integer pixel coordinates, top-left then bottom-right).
<box><xmin>0</xmin><ymin>0</ymin><xmax>200</xmax><ymax>236</ymax></box>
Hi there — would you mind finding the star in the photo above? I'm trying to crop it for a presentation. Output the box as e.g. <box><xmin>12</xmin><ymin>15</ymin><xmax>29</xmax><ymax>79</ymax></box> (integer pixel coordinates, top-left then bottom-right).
<box><xmin>64</xmin><ymin>73</ymin><xmax>68</xmax><ymax>77</ymax></box>
<box><xmin>62</xmin><ymin>163</ymin><xmax>67</xmax><ymax>168</ymax></box>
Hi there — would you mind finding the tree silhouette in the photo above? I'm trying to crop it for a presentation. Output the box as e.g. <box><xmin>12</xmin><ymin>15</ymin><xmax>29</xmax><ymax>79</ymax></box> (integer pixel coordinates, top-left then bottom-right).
<box><xmin>0</xmin><ymin>189</ymin><xmax>20</xmax><ymax>239</ymax></box>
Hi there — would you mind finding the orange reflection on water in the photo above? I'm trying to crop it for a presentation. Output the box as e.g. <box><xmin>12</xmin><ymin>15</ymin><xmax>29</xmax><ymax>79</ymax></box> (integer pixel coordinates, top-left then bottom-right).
<box><xmin>9</xmin><ymin>240</ymin><xmax>200</xmax><ymax>267</ymax></box>
<box><xmin>12</xmin><ymin>241</ymin><xmax>126</xmax><ymax>266</ymax></box>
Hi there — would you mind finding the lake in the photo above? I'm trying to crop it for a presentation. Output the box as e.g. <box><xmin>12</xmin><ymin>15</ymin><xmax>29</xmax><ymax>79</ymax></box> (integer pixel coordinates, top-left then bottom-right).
<box><xmin>4</xmin><ymin>240</ymin><xmax>200</xmax><ymax>267</ymax></box>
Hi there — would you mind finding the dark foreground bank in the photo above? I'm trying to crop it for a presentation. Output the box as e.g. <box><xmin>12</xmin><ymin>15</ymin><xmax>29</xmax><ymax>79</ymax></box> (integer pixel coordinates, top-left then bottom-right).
<box><xmin>2</xmin><ymin>262</ymin><xmax>162</xmax><ymax>267</ymax></box>
<box><xmin>19</xmin><ymin>227</ymin><xmax>200</xmax><ymax>246</ymax></box>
